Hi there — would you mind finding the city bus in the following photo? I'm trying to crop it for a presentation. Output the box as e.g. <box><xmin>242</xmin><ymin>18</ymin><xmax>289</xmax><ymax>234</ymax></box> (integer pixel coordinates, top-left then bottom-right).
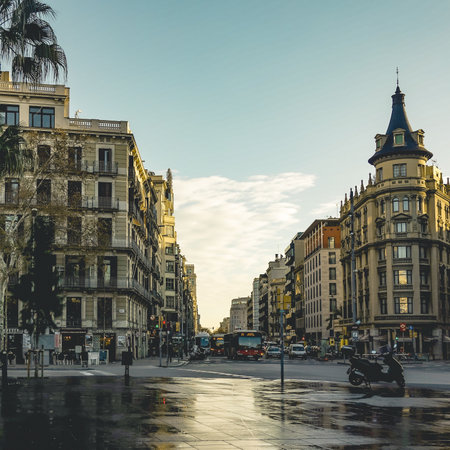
<box><xmin>224</xmin><ymin>330</ymin><xmax>264</xmax><ymax>360</ymax></box>
<box><xmin>194</xmin><ymin>332</ymin><xmax>210</xmax><ymax>355</ymax></box>
<box><xmin>210</xmin><ymin>334</ymin><xmax>225</xmax><ymax>356</ymax></box>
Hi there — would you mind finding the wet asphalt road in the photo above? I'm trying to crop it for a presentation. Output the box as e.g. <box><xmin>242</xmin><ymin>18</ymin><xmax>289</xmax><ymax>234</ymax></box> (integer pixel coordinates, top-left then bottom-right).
<box><xmin>0</xmin><ymin>374</ymin><xmax>449</xmax><ymax>449</ymax></box>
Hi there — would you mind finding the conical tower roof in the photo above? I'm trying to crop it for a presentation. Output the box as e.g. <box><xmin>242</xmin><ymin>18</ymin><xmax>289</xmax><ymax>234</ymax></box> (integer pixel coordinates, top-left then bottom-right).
<box><xmin>368</xmin><ymin>85</ymin><xmax>432</xmax><ymax>165</ymax></box>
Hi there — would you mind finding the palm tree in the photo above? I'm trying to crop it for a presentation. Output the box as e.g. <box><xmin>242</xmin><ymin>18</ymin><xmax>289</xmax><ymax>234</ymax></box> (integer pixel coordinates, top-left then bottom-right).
<box><xmin>0</xmin><ymin>0</ymin><xmax>67</xmax><ymax>83</ymax></box>
<box><xmin>0</xmin><ymin>125</ymin><xmax>27</xmax><ymax>176</ymax></box>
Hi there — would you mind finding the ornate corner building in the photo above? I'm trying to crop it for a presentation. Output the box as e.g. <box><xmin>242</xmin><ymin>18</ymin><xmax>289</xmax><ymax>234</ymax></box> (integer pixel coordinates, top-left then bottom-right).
<box><xmin>340</xmin><ymin>84</ymin><xmax>450</xmax><ymax>359</ymax></box>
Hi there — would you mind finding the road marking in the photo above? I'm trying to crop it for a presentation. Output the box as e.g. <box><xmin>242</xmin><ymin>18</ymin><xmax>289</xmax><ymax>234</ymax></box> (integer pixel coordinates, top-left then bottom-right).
<box><xmin>90</xmin><ymin>369</ymin><xmax>114</xmax><ymax>376</ymax></box>
<box><xmin>176</xmin><ymin>367</ymin><xmax>262</xmax><ymax>380</ymax></box>
<box><xmin>80</xmin><ymin>371</ymin><xmax>94</xmax><ymax>376</ymax></box>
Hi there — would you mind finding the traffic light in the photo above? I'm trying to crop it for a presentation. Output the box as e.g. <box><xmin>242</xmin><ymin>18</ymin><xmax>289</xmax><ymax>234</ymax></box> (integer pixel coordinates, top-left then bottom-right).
<box><xmin>162</xmin><ymin>320</ymin><xmax>166</xmax><ymax>330</ymax></box>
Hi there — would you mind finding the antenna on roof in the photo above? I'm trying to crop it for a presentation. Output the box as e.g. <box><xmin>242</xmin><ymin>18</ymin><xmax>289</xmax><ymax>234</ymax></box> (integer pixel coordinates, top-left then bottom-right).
<box><xmin>396</xmin><ymin>67</ymin><xmax>399</xmax><ymax>87</ymax></box>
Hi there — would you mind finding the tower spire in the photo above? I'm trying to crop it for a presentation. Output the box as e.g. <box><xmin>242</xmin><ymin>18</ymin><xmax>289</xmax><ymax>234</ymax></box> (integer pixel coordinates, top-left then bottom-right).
<box><xmin>396</xmin><ymin>66</ymin><xmax>399</xmax><ymax>88</ymax></box>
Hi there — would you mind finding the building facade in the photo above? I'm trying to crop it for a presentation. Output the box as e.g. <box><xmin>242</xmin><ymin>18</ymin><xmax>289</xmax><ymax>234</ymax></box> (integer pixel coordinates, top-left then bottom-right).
<box><xmin>266</xmin><ymin>255</ymin><xmax>289</xmax><ymax>341</ymax></box>
<box><xmin>284</xmin><ymin>232</ymin><xmax>305</xmax><ymax>342</ymax></box>
<box><xmin>229</xmin><ymin>297</ymin><xmax>249</xmax><ymax>331</ymax></box>
<box><xmin>0</xmin><ymin>73</ymin><xmax>164</xmax><ymax>361</ymax></box>
<box><xmin>340</xmin><ymin>84</ymin><xmax>450</xmax><ymax>359</ymax></box>
<box><xmin>301</xmin><ymin>219</ymin><xmax>342</xmax><ymax>345</ymax></box>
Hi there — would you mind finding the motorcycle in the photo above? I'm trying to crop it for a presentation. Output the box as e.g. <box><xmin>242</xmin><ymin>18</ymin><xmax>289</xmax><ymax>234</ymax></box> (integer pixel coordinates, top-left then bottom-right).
<box><xmin>344</xmin><ymin>345</ymin><xmax>405</xmax><ymax>388</ymax></box>
<box><xmin>189</xmin><ymin>346</ymin><xmax>206</xmax><ymax>361</ymax></box>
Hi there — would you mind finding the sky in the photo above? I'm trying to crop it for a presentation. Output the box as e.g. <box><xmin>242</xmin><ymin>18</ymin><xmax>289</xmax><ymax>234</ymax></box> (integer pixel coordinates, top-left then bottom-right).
<box><xmin>46</xmin><ymin>0</ymin><xmax>450</xmax><ymax>328</ymax></box>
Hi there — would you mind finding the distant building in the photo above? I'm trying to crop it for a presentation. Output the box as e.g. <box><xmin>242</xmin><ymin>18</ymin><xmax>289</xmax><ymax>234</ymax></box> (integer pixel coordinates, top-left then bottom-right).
<box><xmin>229</xmin><ymin>297</ymin><xmax>249</xmax><ymax>331</ymax></box>
<box><xmin>284</xmin><ymin>232</ymin><xmax>304</xmax><ymax>342</ymax></box>
<box><xmin>266</xmin><ymin>255</ymin><xmax>289</xmax><ymax>340</ymax></box>
<box><xmin>220</xmin><ymin>317</ymin><xmax>230</xmax><ymax>333</ymax></box>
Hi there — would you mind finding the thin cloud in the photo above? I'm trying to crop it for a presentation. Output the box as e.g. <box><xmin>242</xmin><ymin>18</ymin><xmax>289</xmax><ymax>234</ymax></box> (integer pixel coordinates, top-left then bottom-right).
<box><xmin>173</xmin><ymin>172</ymin><xmax>316</xmax><ymax>328</ymax></box>
<box><xmin>310</xmin><ymin>200</ymin><xmax>341</xmax><ymax>217</ymax></box>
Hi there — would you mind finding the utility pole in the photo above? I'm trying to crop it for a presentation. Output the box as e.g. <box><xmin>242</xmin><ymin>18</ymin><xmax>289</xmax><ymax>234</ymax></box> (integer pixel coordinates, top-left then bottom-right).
<box><xmin>279</xmin><ymin>289</ymin><xmax>285</xmax><ymax>386</ymax></box>
<box><xmin>350</xmin><ymin>188</ymin><xmax>357</xmax><ymax>324</ymax></box>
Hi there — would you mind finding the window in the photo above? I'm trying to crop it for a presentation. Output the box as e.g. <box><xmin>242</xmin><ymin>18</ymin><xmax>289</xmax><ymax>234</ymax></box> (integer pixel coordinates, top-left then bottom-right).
<box><xmin>165</xmin><ymin>244</ymin><xmax>174</xmax><ymax>255</ymax></box>
<box><xmin>165</xmin><ymin>278</ymin><xmax>175</xmax><ymax>290</ymax></box>
<box><xmin>380</xmin><ymin>199</ymin><xmax>385</xmax><ymax>214</ymax></box>
<box><xmin>37</xmin><ymin>145</ymin><xmax>50</xmax><ymax>168</ymax></box>
<box><xmin>329</xmin><ymin>252</ymin><xmax>336</xmax><ymax>264</ymax></box>
<box><xmin>166</xmin><ymin>261</ymin><xmax>175</xmax><ymax>272</ymax></box>
<box><xmin>98</xmin><ymin>256</ymin><xmax>117</xmax><ymax>287</ymax></box>
<box><xmin>402</xmin><ymin>196</ymin><xmax>409</xmax><ymax>211</ymax></box>
<box><xmin>98</xmin><ymin>148</ymin><xmax>112</xmax><ymax>172</ymax></box>
<box><xmin>394</xmin><ymin>297</ymin><xmax>413</xmax><ymax>314</ymax></box>
<box><xmin>5</xmin><ymin>178</ymin><xmax>19</xmax><ymax>204</ymax></box>
<box><xmin>393</xmin><ymin>163</ymin><xmax>406</xmax><ymax>177</ymax></box>
<box><xmin>68</xmin><ymin>147</ymin><xmax>82</xmax><ymax>171</ymax></box>
<box><xmin>29</xmin><ymin>106</ymin><xmax>54</xmax><ymax>128</ymax></box>
<box><xmin>329</xmin><ymin>298</ymin><xmax>337</xmax><ymax>312</ymax></box>
<box><xmin>380</xmin><ymin>298</ymin><xmax>387</xmax><ymax>315</ymax></box>
<box><xmin>420</xmin><ymin>297</ymin><xmax>429</xmax><ymax>314</ymax></box>
<box><xmin>36</xmin><ymin>179</ymin><xmax>51</xmax><ymax>204</ymax></box>
<box><xmin>98</xmin><ymin>218</ymin><xmax>112</xmax><ymax>247</ymax></box>
<box><xmin>97</xmin><ymin>297</ymin><xmax>112</xmax><ymax>329</ymax></box>
<box><xmin>418</xmin><ymin>134</ymin><xmax>424</xmax><ymax>146</ymax></box>
<box><xmin>420</xmin><ymin>271</ymin><xmax>428</xmax><ymax>286</ymax></box>
<box><xmin>67</xmin><ymin>216</ymin><xmax>81</xmax><ymax>245</ymax></box>
<box><xmin>328</xmin><ymin>237</ymin><xmax>335</xmax><ymax>248</ymax></box>
<box><xmin>417</xmin><ymin>197</ymin><xmax>423</xmax><ymax>213</ymax></box>
<box><xmin>65</xmin><ymin>256</ymin><xmax>85</xmax><ymax>287</ymax></box>
<box><xmin>329</xmin><ymin>267</ymin><xmax>336</xmax><ymax>280</ymax></box>
<box><xmin>0</xmin><ymin>104</ymin><xmax>19</xmax><ymax>125</ymax></box>
<box><xmin>329</xmin><ymin>283</ymin><xmax>336</xmax><ymax>295</ymax></box>
<box><xmin>393</xmin><ymin>245</ymin><xmax>411</xmax><ymax>259</ymax></box>
<box><xmin>394</xmin><ymin>270</ymin><xmax>412</xmax><ymax>285</ymax></box>
<box><xmin>419</xmin><ymin>246</ymin><xmax>427</xmax><ymax>259</ymax></box>
<box><xmin>166</xmin><ymin>296</ymin><xmax>175</xmax><ymax>309</ymax></box>
<box><xmin>377</xmin><ymin>167</ymin><xmax>383</xmax><ymax>182</ymax></box>
<box><xmin>392</xmin><ymin>197</ymin><xmax>399</xmax><ymax>212</ymax></box>
<box><xmin>378</xmin><ymin>247</ymin><xmax>386</xmax><ymax>261</ymax></box>
<box><xmin>68</xmin><ymin>181</ymin><xmax>82</xmax><ymax>208</ymax></box>
<box><xmin>393</xmin><ymin>134</ymin><xmax>404</xmax><ymax>146</ymax></box>
<box><xmin>98</xmin><ymin>182</ymin><xmax>112</xmax><ymax>208</ymax></box>
<box><xmin>395</xmin><ymin>222</ymin><xmax>407</xmax><ymax>233</ymax></box>
<box><xmin>420</xmin><ymin>220</ymin><xmax>427</xmax><ymax>233</ymax></box>
<box><xmin>379</xmin><ymin>271</ymin><xmax>386</xmax><ymax>286</ymax></box>
<box><xmin>66</xmin><ymin>297</ymin><xmax>82</xmax><ymax>328</ymax></box>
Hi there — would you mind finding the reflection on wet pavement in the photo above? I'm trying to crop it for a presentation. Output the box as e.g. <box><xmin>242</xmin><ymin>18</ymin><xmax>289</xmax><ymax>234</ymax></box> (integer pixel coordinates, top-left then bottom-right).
<box><xmin>0</xmin><ymin>377</ymin><xmax>449</xmax><ymax>449</ymax></box>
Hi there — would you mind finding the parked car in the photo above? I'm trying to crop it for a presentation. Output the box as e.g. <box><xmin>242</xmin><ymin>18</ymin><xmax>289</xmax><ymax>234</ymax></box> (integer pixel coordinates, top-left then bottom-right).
<box><xmin>265</xmin><ymin>346</ymin><xmax>282</xmax><ymax>359</ymax></box>
<box><xmin>288</xmin><ymin>344</ymin><xmax>307</xmax><ymax>360</ymax></box>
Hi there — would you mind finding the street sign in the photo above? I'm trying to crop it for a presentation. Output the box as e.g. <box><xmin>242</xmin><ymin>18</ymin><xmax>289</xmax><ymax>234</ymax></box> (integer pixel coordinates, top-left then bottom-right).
<box><xmin>400</xmin><ymin>323</ymin><xmax>407</xmax><ymax>332</ymax></box>
<box><xmin>352</xmin><ymin>331</ymin><xmax>359</xmax><ymax>340</ymax></box>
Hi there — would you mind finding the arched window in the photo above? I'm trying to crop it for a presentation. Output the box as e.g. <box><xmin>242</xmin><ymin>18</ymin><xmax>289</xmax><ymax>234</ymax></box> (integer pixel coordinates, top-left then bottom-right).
<box><xmin>403</xmin><ymin>196</ymin><xmax>409</xmax><ymax>211</ymax></box>
<box><xmin>392</xmin><ymin>197</ymin><xmax>399</xmax><ymax>213</ymax></box>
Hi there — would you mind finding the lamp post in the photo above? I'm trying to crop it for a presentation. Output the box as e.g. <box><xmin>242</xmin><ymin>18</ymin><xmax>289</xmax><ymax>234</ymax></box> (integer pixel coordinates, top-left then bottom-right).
<box><xmin>30</xmin><ymin>208</ymin><xmax>38</xmax><ymax>378</ymax></box>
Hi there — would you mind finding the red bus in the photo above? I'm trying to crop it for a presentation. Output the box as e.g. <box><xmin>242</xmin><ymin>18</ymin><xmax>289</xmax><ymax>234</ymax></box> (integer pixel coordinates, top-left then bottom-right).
<box><xmin>224</xmin><ymin>330</ymin><xmax>264</xmax><ymax>360</ymax></box>
<box><xmin>210</xmin><ymin>334</ymin><xmax>225</xmax><ymax>356</ymax></box>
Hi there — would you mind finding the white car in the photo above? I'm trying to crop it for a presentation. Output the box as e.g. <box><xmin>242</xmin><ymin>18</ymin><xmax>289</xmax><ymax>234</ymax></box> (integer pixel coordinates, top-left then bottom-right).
<box><xmin>288</xmin><ymin>344</ymin><xmax>307</xmax><ymax>360</ymax></box>
<box><xmin>265</xmin><ymin>346</ymin><xmax>282</xmax><ymax>359</ymax></box>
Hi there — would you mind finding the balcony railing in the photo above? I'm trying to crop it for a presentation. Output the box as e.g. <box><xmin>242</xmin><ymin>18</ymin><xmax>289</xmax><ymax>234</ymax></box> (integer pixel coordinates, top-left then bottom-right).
<box><xmin>82</xmin><ymin>196</ymin><xmax>119</xmax><ymax>210</ymax></box>
<box><xmin>93</xmin><ymin>161</ymin><xmax>118</xmax><ymax>175</ymax></box>
<box><xmin>4</xmin><ymin>192</ymin><xmax>18</xmax><ymax>204</ymax></box>
<box><xmin>60</xmin><ymin>276</ymin><xmax>153</xmax><ymax>302</ymax></box>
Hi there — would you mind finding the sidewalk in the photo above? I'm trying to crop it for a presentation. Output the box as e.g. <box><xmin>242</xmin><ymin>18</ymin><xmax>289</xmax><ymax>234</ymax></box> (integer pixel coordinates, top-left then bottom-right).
<box><xmin>4</xmin><ymin>354</ymin><xmax>189</xmax><ymax>372</ymax></box>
